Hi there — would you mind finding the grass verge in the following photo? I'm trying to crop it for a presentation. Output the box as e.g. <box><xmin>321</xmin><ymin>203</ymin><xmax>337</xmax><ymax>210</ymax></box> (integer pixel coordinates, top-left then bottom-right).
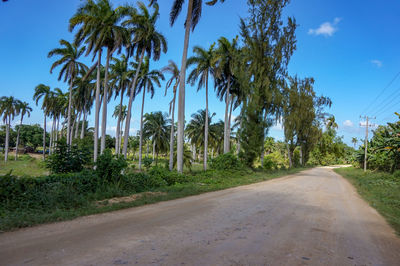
<box><xmin>334</xmin><ymin>167</ymin><xmax>400</xmax><ymax>235</ymax></box>
<box><xmin>1</xmin><ymin>167</ymin><xmax>307</xmax><ymax>232</ymax></box>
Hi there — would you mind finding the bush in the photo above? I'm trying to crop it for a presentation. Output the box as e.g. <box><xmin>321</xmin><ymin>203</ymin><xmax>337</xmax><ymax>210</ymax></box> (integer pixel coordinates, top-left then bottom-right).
<box><xmin>143</xmin><ymin>157</ymin><xmax>153</xmax><ymax>170</ymax></box>
<box><xmin>210</xmin><ymin>153</ymin><xmax>241</xmax><ymax>170</ymax></box>
<box><xmin>123</xmin><ymin>172</ymin><xmax>167</xmax><ymax>192</ymax></box>
<box><xmin>95</xmin><ymin>149</ymin><xmax>128</xmax><ymax>183</ymax></box>
<box><xmin>148</xmin><ymin>166</ymin><xmax>186</xmax><ymax>186</ymax></box>
<box><xmin>45</xmin><ymin>139</ymin><xmax>91</xmax><ymax>174</ymax></box>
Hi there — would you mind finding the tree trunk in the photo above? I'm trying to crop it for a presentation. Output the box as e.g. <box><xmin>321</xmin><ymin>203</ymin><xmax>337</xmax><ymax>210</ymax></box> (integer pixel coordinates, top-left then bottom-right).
<box><xmin>123</xmin><ymin>48</ymin><xmax>146</xmax><ymax>158</ymax></box>
<box><xmin>4</xmin><ymin>116</ymin><xmax>9</xmax><ymax>163</ymax></box>
<box><xmin>260</xmin><ymin>111</ymin><xmax>268</xmax><ymax>167</ymax></box>
<box><xmin>75</xmin><ymin>111</ymin><xmax>81</xmax><ymax>139</ymax></box>
<box><xmin>227</xmin><ymin>94</ymin><xmax>234</xmax><ymax>152</ymax></box>
<box><xmin>169</xmin><ymin>89</ymin><xmax>177</xmax><ymax>170</ymax></box>
<box><xmin>177</xmin><ymin>0</ymin><xmax>193</xmax><ymax>173</ymax></box>
<box><xmin>204</xmin><ymin>73</ymin><xmax>209</xmax><ymax>171</ymax></box>
<box><xmin>223</xmin><ymin>76</ymin><xmax>231</xmax><ymax>153</ymax></box>
<box><xmin>101</xmin><ymin>47</ymin><xmax>112</xmax><ymax>154</ymax></box>
<box><xmin>237</xmin><ymin>107</ymin><xmax>243</xmax><ymax>156</ymax></box>
<box><xmin>138</xmin><ymin>87</ymin><xmax>146</xmax><ymax>170</ymax></box>
<box><xmin>94</xmin><ymin>49</ymin><xmax>102</xmax><ymax>163</ymax></box>
<box><xmin>15</xmin><ymin>116</ymin><xmax>24</xmax><ymax>160</ymax></box>
<box><xmin>70</xmin><ymin>114</ymin><xmax>76</xmax><ymax>145</ymax></box>
<box><xmin>152</xmin><ymin>138</ymin><xmax>156</xmax><ymax>160</ymax></box>
<box><xmin>42</xmin><ymin>114</ymin><xmax>46</xmax><ymax>160</ymax></box>
<box><xmin>287</xmin><ymin>142</ymin><xmax>293</xmax><ymax>168</ymax></box>
<box><xmin>146</xmin><ymin>142</ymin><xmax>149</xmax><ymax>157</ymax></box>
<box><xmin>80</xmin><ymin>109</ymin><xmax>85</xmax><ymax>139</ymax></box>
<box><xmin>66</xmin><ymin>78</ymin><xmax>74</xmax><ymax>145</ymax></box>
<box><xmin>115</xmin><ymin>90</ymin><xmax>123</xmax><ymax>155</ymax></box>
<box><xmin>119</xmin><ymin>118</ymin><xmax>123</xmax><ymax>154</ymax></box>
<box><xmin>49</xmin><ymin>117</ymin><xmax>55</xmax><ymax>155</ymax></box>
<box><xmin>55</xmin><ymin>116</ymin><xmax>59</xmax><ymax>146</ymax></box>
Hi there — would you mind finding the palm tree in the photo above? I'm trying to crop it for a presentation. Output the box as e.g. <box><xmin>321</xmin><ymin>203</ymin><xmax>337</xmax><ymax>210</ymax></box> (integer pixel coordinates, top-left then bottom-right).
<box><xmin>48</xmin><ymin>39</ymin><xmax>87</xmax><ymax>146</ymax></box>
<box><xmin>187</xmin><ymin>44</ymin><xmax>217</xmax><ymax>170</ymax></box>
<box><xmin>186</xmin><ymin>109</ymin><xmax>216</xmax><ymax>166</ymax></box>
<box><xmin>162</xmin><ymin>60</ymin><xmax>180</xmax><ymax>170</ymax></box>
<box><xmin>113</xmin><ymin>104</ymin><xmax>127</xmax><ymax>154</ymax></box>
<box><xmin>33</xmin><ymin>84</ymin><xmax>52</xmax><ymax>160</ymax></box>
<box><xmin>0</xmin><ymin>96</ymin><xmax>19</xmax><ymax>163</ymax></box>
<box><xmin>150</xmin><ymin>0</ymin><xmax>226</xmax><ymax>173</ymax></box>
<box><xmin>215</xmin><ymin>36</ymin><xmax>238</xmax><ymax>153</ymax></box>
<box><xmin>122</xmin><ymin>2</ymin><xmax>167</xmax><ymax>158</ymax></box>
<box><xmin>14</xmin><ymin>101</ymin><xmax>32</xmax><ymax>160</ymax></box>
<box><xmin>110</xmin><ymin>54</ymin><xmax>133</xmax><ymax>154</ymax></box>
<box><xmin>136</xmin><ymin>57</ymin><xmax>165</xmax><ymax>170</ymax></box>
<box><xmin>326</xmin><ymin>116</ymin><xmax>338</xmax><ymax>130</ymax></box>
<box><xmin>143</xmin><ymin>112</ymin><xmax>170</xmax><ymax>164</ymax></box>
<box><xmin>70</xmin><ymin>0</ymin><xmax>128</xmax><ymax>161</ymax></box>
<box><xmin>352</xmin><ymin>137</ymin><xmax>358</xmax><ymax>149</ymax></box>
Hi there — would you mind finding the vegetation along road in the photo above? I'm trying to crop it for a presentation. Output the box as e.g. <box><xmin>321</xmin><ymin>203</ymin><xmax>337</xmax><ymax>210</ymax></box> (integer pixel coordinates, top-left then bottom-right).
<box><xmin>1</xmin><ymin>167</ymin><xmax>399</xmax><ymax>265</ymax></box>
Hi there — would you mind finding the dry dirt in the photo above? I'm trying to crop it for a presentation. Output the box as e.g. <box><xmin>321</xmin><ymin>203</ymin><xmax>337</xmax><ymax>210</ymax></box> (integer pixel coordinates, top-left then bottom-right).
<box><xmin>1</xmin><ymin>167</ymin><xmax>400</xmax><ymax>265</ymax></box>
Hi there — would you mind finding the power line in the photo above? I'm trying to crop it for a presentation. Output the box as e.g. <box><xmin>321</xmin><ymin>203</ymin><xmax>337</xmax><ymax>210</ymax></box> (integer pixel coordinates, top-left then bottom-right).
<box><xmin>374</xmin><ymin>90</ymin><xmax>400</xmax><ymax>118</ymax></box>
<box><xmin>362</xmin><ymin>70</ymin><xmax>400</xmax><ymax>115</ymax></box>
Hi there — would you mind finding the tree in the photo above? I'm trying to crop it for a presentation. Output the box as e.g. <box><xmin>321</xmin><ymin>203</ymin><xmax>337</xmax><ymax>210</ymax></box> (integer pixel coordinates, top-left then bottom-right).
<box><xmin>33</xmin><ymin>84</ymin><xmax>52</xmax><ymax>160</ymax></box>
<box><xmin>0</xmin><ymin>96</ymin><xmax>19</xmax><ymax>163</ymax></box>
<box><xmin>122</xmin><ymin>2</ymin><xmax>167</xmax><ymax>159</ymax></box>
<box><xmin>186</xmin><ymin>109</ymin><xmax>216</xmax><ymax>164</ymax></box>
<box><xmin>143</xmin><ymin>112</ymin><xmax>170</xmax><ymax>164</ymax></box>
<box><xmin>162</xmin><ymin>60</ymin><xmax>180</xmax><ymax>170</ymax></box>
<box><xmin>352</xmin><ymin>137</ymin><xmax>358</xmax><ymax>149</ymax></box>
<box><xmin>187</xmin><ymin>44</ymin><xmax>217</xmax><ymax>170</ymax></box>
<box><xmin>150</xmin><ymin>0</ymin><xmax>226</xmax><ymax>173</ymax></box>
<box><xmin>70</xmin><ymin>0</ymin><xmax>127</xmax><ymax>161</ymax></box>
<box><xmin>326</xmin><ymin>116</ymin><xmax>338</xmax><ymax>130</ymax></box>
<box><xmin>136</xmin><ymin>57</ymin><xmax>165</xmax><ymax>169</ymax></box>
<box><xmin>14</xmin><ymin>101</ymin><xmax>32</xmax><ymax>160</ymax></box>
<box><xmin>48</xmin><ymin>39</ymin><xmax>87</xmax><ymax>146</ymax></box>
<box><xmin>113</xmin><ymin>104</ymin><xmax>127</xmax><ymax>154</ymax></box>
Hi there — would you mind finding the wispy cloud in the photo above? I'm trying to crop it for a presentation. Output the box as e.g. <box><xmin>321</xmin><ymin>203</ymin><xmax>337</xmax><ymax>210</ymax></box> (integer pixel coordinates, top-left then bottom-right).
<box><xmin>370</xmin><ymin>59</ymin><xmax>383</xmax><ymax>68</ymax></box>
<box><xmin>343</xmin><ymin>120</ymin><xmax>354</xmax><ymax>127</ymax></box>
<box><xmin>308</xmin><ymin>17</ymin><xmax>342</xmax><ymax>37</ymax></box>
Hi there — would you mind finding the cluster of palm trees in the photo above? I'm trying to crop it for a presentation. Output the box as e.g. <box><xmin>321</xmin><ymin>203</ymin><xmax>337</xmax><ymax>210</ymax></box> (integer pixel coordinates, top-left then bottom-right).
<box><xmin>0</xmin><ymin>96</ymin><xmax>32</xmax><ymax>162</ymax></box>
<box><xmin>29</xmin><ymin>0</ymin><xmax>235</xmax><ymax>172</ymax></box>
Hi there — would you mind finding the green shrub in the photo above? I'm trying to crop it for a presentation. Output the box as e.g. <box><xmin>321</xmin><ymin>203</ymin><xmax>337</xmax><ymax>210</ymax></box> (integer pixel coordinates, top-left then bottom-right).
<box><xmin>45</xmin><ymin>139</ymin><xmax>91</xmax><ymax>173</ymax></box>
<box><xmin>148</xmin><ymin>166</ymin><xmax>186</xmax><ymax>186</ymax></box>
<box><xmin>123</xmin><ymin>172</ymin><xmax>167</xmax><ymax>192</ymax></box>
<box><xmin>95</xmin><ymin>149</ymin><xmax>128</xmax><ymax>182</ymax></box>
<box><xmin>143</xmin><ymin>157</ymin><xmax>153</xmax><ymax>170</ymax></box>
<box><xmin>210</xmin><ymin>153</ymin><xmax>241</xmax><ymax>170</ymax></box>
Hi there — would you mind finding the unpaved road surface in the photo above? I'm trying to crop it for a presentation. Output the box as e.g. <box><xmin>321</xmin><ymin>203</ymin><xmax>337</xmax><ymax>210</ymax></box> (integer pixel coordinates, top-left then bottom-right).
<box><xmin>1</xmin><ymin>167</ymin><xmax>400</xmax><ymax>265</ymax></box>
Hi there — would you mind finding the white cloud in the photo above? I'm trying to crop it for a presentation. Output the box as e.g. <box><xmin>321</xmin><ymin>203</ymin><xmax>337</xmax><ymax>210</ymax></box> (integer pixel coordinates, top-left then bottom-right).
<box><xmin>343</xmin><ymin>120</ymin><xmax>354</xmax><ymax>127</ymax></box>
<box><xmin>308</xmin><ymin>17</ymin><xmax>341</xmax><ymax>37</ymax></box>
<box><xmin>271</xmin><ymin>121</ymin><xmax>283</xmax><ymax>131</ymax></box>
<box><xmin>371</xmin><ymin>59</ymin><xmax>383</xmax><ymax>68</ymax></box>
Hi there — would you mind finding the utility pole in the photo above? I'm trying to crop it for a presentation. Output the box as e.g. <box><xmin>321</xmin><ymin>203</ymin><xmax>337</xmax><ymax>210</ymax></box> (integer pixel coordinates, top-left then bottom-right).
<box><xmin>360</xmin><ymin>116</ymin><xmax>375</xmax><ymax>172</ymax></box>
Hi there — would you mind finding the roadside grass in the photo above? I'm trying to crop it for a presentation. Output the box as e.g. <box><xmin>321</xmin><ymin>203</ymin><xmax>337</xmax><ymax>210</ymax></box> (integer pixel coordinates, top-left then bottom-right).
<box><xmin>0</xmin><ymin>167</ymin><xmax>307</xmax><ymax>232</ymax></box>
<box><xmin>334</xmin><ymin>167</ymin><xmax>400</xmax><ymax>235</ymax></box>
<box><xmin>0</xmin><ymin>155</ymin><xmax>48</xmax><ymax>177</ymax></box>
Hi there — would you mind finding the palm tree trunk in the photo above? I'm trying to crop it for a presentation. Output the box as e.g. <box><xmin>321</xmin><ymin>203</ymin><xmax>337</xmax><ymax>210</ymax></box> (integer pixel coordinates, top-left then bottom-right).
<box><xmin>101</xmin><ymin>47</ymin><xmax>112</xmax><ymax>154</ymax></box>
<box><xmin>43</xmin><ymin>114</ymin><xmax>46</xmax><ymax>160</ymax></box>
<box><xmin>146</xmin><ymin>141</ymin><xmax>149</xmax><ymax>157</ymax></box>
<box><xmin>119</xmin><ymin>118</ymin><xmax>123</xmax><ymax>154</ymax></box>
<box><xmin>115</xmin><ymin>90</ymin><xmax>123</xmax><ymax>155</ymax></box>
<box><xmin>66</xmin><ymin>78</ymin><xmax>73</xmax><ymax>145</ymax></box>
<box><xmin>169</xmin><ymin>90</ymin><xmax>177</xmax><ymax>170</ymax></box>
<box><xmin>138</xmin><ymin>88</ymin><xmax>146</xmax><ymax>170</ymax></box>
<box><xmin>204</xmin><ymin>73</ymin><xmax>209</xmax><ymax>171</ymax></box>
<box><xmin>94</xmin><ymin>49</ymin><xmax>102</xmax><ymax>163</ymax></box>
<box><xmin>80</xmin><ymin>109</ymin><xmax>85</xmax><ymax>139</ymax></box>
<box><xmin>55</xmin><ymin>116</ymin><xmax>59</xmax><ymax>146</ymax></box>
<box><xmin>70</xmin><ymin>115</ymin><xmax>77</xmax><ymax>145</ymax></box>
<box><xmin>4</xmin><ymin>116</ymin><xmax>10</xmax><ymax>163</ymax></box>
<box><xmin>227</xmin><ymin>94</ymin><xmax>233</xmax><ymax>152</ymax></box>
<box><xmin>123</xmin><ymin>48</ymin><xmax>146</xmax><ymax>158</ymax></box>
<box><xmin>223</xmin><ymin>76</ymin><xmax>231</xmax><ymax>153</ymax></box>
<box><xmin>152</xmin><ymin>138</ymin><xmax>156</xmax><ymax>160</ymax></box>
<box><xmin>75</xmin><ymin>111</ymin><xmax>81</xmax><ymax>139</ymax></box>
<box><xmin>15</xmin><ymin>115</ymin><xmax>24</xmax><ymax>160</ymax></box>
<box><xmin>260</xmin><ymin>111</ymin><xmax>267</xmax><ymax>167</ymax></box>
<box><xmin>177</xmin><ymin>0</ymin><xmax>194</xmax><ymax>173</ymax></box>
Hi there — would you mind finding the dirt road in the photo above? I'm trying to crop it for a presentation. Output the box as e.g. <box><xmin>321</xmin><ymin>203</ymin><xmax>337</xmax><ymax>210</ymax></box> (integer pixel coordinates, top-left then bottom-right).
<box><xmin>1</xmin><ymin>167</ymin><xmax>400</xmax><ymax>265</ymax></box>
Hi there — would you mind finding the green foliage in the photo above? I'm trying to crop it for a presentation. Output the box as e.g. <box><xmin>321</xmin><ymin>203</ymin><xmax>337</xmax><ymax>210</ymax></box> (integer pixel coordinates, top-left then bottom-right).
<box><xmin>143</xmin><ymin>157</ymin><xmax>153</xmax><ymax>170</ymax></box>
<box><xmin>210</xmin><ymin>152</ymin><xmax>241</xmax><ymax>170</ymax></box>
<box><xmin>263</xmin><ymin>152</ymin><xmax>286</xmax><ymax>170</ymax></box>
<box><xmin>45</xmin><ymin>139</ymin><xmax>91</xmax><ymax>173</ymax></box>
<box><xmin>148</xmin><ymin>166</ymin><xmax>186</xmax><ymax>186</ymax></box>
<box><xmin>95</xmin><ymin>149</ymin><xmax>128</xmax><ymax>182</ymax></box>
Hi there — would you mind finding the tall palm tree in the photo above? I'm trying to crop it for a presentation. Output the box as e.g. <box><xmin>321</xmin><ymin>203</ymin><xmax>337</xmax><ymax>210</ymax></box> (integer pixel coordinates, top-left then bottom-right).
<box><xmin>33</xmin><ymin>84</ymin><xmax>52</xmax><ymax>160</ymax></box>
<box><xmin>14</xmin><ymin>101</ymin><xmax>32</xmax><ymax>160</ymax></box>
<box><xmin>187</xmin><ymin>44</ymin><xmax>217</xmax><ymax>170</ymax></box>
<box><xmin>0</xmin><ymin>96</ymin><xmax>19</xmax><ymax>163</ymax></box>
<box><xmin>326</xmin><ymin>116</ymin><xmax>338</xmax><ymax>130</ymax></box>
<box><xmin>352</xmin><ymin>137</ymin><xmax>358</xmax><ymax>149</ymax></box>
<box><xmin>122</xmin><ymin>1</ymin><xmax>167</xmax><ymax>158</ymax></box>
<box><xmin>150</xmin><ymin>0</ymin><xmax>226</xmax><ymax>173</ymax></box>
<box><xmin>48</xmin><ymin>39</ymin><xmax>87</xmax><ymax>146</ymax></box>
<box><xmin>185</xmin><ymin>109</ymin><xmax>216</xmax><ymax>165</ymax></box>
<box><xmin>70</xmin><ymin>0</ymin><xmax>128</xmax><ymax>160</ymax></box>
<box><xmin>143</xmin><ymin>111</ymin><xmax>170</xmax><ymax>164</ymax></box>
<box><xmin>110</xmin><ymin>54</ymin><xmax>133</xmax><ymax>154</ymax></box>
<box><xmin>215</xmin><ymin>36</ymin><xmax>238</xmax><ymax>153</ymax></box>
<box><xmin>162</xmin><ymin>60</ymin><xmax>180</xmax><ymax>170</ymax></box>
<box><xmin>113</xmin><ymin>104</ymin><xmax>127</xmax><ymax>154</ymax></box>
<box><xmin>136</xmin><ymin>57</ymin><xmax>165</xmax><ymax>170</ymax></box>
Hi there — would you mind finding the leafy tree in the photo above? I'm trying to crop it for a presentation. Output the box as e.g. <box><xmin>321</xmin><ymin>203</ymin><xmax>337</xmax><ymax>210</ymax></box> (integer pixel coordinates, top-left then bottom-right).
<box><xmin>143</xmin><ymin>112</ymin><xmax>170</xmax><ymax>164</ymax></box>
<box><xmin>14</xmin><ymin>101</ymin><xmax>32</xmax><ymax>160</ymax></box>
<box><xmin>33</xmin><ymin>84</ymin><xmax>52</xmax><ymax>159</ymax></box>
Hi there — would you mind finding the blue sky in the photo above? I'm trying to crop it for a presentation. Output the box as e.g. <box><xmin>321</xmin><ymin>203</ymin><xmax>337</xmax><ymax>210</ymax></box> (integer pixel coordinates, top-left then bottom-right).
<box><xmin>1</xmin><ymin>0</ymin><xmax>400</xmax><ymax>147</ymax></box>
